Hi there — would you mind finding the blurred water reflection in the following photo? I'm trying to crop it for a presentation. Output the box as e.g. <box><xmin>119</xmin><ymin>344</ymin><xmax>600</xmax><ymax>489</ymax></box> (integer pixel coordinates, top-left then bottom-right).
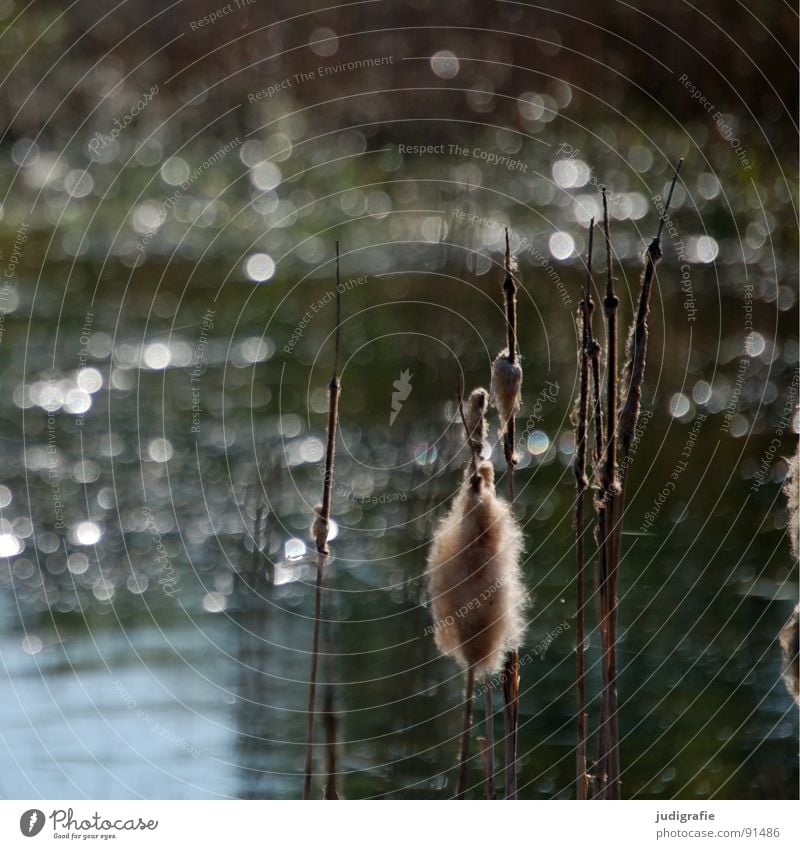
<box><xmin>0</xmin><ymin>238</ymin><xmax>796</xmax><ymax>797</ymax></box>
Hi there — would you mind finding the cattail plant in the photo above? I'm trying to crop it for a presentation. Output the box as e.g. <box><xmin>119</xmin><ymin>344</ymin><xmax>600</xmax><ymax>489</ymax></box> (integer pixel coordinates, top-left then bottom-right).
<box><xmin>492</xmin><ymin>231</ymin><xmax>523</xmax><ymax>461</ymax></box>
<box><xmin>618</xmin><ymin>160</ymin><xmax>683</xmax><ymax>468</ymax></box>
<box><xmin>583</xmin><ymin>163</ymin><xmax>682</xmax><ymax>800</ymax></box>
<box><xmin>491</xmin><ymin>228</ymin><xmax>523</xmax><ymax>799</ymax></box>
<box><xmin>572</xmin><ymin>218</ymin><xmax>595</xmax><ymax>800</ymax></box>
<box><xmin>463</xmin><ymin>384</ymin><xmax>496</xmax><ymax>798</ymax></box>
<box><xmin>425</xmin><ymin>384</ymin><xmax>526</xmax><ymax>798</ymax></box>
<box><xmin>611</xmin><ymin>161</ymin><xmax>683</xmax><ymax>795</ymax></box>
<box><xmin>612</xmin><ymin>162</ymin><xmax>684</xmax><ymax>583</ymax></box>
<box><xmin>582</xmin><ymin>219</ymin><xmax>605</xmax><ymax>799</ymax></box>
<box><xmin>303</xmin><ymin>244</ymin><xmax>343</xmax><ymax>800</ymax></box>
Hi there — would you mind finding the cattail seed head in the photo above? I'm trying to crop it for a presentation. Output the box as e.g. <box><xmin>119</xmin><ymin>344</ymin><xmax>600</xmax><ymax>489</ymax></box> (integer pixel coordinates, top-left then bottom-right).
<box><xmin>491</xmin><ymin>350</ymin><xmax>522</xmax><ymax>436</ymax></box>
<box><xmin>311</xmin><ymin>503</ymin><xmax>328</xmax><ymax>553</ymax></box>
<box><xmin>464</xmin><ymin>387</ymin><xmax>488</xmax><ymax>460</ymax></box>
<box><xmin>425</xmin><ymin>460</ymin><xmax>527</xmax><ymax>675</ymax></box>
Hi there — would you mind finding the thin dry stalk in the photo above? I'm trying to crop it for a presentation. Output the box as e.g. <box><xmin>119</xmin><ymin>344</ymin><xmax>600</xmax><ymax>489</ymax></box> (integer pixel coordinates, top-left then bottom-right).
<box><xmin>322</xmin><ymin>577</ymin><xmax>341</xmax><ymax>799</ymax></box>
<box><xmin>500</xmin><ymin>227</ymin><xmax>520</xmax><ymax>800</ymax></box>
<box><xmin>588</xmin><ymin>299</ymin><xmax>604</xmax><ymax>477</ymax></box>
<box><xmin>503</xmin><ymin>230</ymin><xmax>518</xmax><ymax>369</ymax></box>
<box><xmin>600</xmin><ymin>186</ymin><xmax>620</xmax><ymax>525</ymax></box>
<box><xmin>501</xmin><ymin>645</ymin><xmax>520</xmax><ymax>799</ymax></box>
<box><xmin>477</xmin><ymin>736</ymin><xmax>492</xmax><ymax>799</ymax></box>
<box><xmin>484</xmin><ymin>683</ymin><xmax>496</xmax><ymax>799</ymax></box>
<box><xmin>585</xmin><ymin>256</ymin><xmax>604</xmax><ymax>496</ymax></box>
<box><xmin>594</xmin><ymin>513</ymin><xmax>609</xmax><ymax>797</ymax></box>
<box><xmin>595</xmin><ymin>188</ymin><xmax>621</xmax><ymax>799</ymax></box>
<box><xmin>584</xmin><ymin>225</ymin><xmax>604</xmax><ymax>800</ymax></box>
<box><xmin>321</xmin><ymin>687</ymin><xmax>341</xmax><ymax>799</ymax></box>
<box><xmin>303</xmin><ymin>243</ymin><xmax>343</xmax><ymax>800</ymax></box>
<box><xmin>456</xmin><ymin>667</ymin><xmax>476</xmax><ymax>798</ymax></box>
<box><xmin>602</xmin><ymin>161</ymin><xmax>683</xmax><ymax>799</ymax></box>
<box><xmin>574</xmin><ymin>218</ymin><xmax>594</xmax><ymax>800</ymax></box>
<box><xmin>498</xmin><ymin>228</ymin><xmax>520</xmax><ymax>498</ymax></box>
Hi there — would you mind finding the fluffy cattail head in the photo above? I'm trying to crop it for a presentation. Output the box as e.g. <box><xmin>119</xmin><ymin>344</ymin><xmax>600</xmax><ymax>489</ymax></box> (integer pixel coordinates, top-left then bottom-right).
<box><xmin>310</xmin><ymin>503</ymin><xmax>328</xmax><ymax>553</ymax></box>
<box><xmin>425</xmin><ymin>460</ymin><xmax>527</xmax><ymax>675</ymax></box>
<box><xmin>779</xmin><ymin>605</ymin><xmax>799</xmax><ymax>704</ymax></box>
<box><xmin>464</xmin><ymin>387</ymin><xmax>488</xmax><ymax>461</ymax></box>
<box><xmin>491</xmin><ymin>350</ymin><xmax>522</xmax><ymax>436</ymax></box>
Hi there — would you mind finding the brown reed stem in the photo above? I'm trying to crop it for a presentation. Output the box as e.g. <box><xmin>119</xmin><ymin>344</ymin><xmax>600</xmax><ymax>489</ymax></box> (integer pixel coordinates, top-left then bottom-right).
<box><xmin>501</xmin><ymin>226</ymin><xmax>520</xmax><ymax>799</ymax></box>
<box><xmin>602</xmin><ymin>160</ymin><xmax>683</xmax><ymax>800</ymax></box>
<box><xmin>502</xmin><ymin>227</ymin><xmax>519</xmax><ymax>500</ymax></box>
<box><xmin>574</xmin><ymin>218</ymin><xmax>594</xmax><ymax>800</ymax></box>
<box><xmin>303</xmin><ymin>243</ymin><xmax>342</xmax><ymax>800</ymax></box>
<box><xmin>504</xmin><ymin>228</ymin><xmax>518</xmax><ymax>367</ymax></box>
<box><xmin>484</xmin><ymin>682</ymin><xmax>496</xmax><ymax>799</ymax></box>
<box><xmin>601</xmin><ymin>187</ymin><xmax>620</xmax><ymax>530</ymax></box>
<box><xmin>586</xmin><ymin>266</ymin><xmax>604</xmax><ymax>489</ymax></box>
<box><xmin>588</xmin><ymin>312</ymin><xmax>604</xmax><ymax>476</ymax></box>
<box><xmin>321</xmin><ymin>573</ymin><xmax>341</xmax><ymax>799</ymax></box>
<box><xmin>501</xmin><ymin>650</ymin><xmax>519</xmax><ymax>798</ymax></box>
<box><xmin>595</xmin><ymin>189</ymin><xmax>621</xmax><ymax>799</ymax></box>
<box><xmin>321</xmin><ymin>686</ymin><xmax>341</xmax><ymax>799</ymax></box>
<box><xmin>477</xmin><ymin>736</ymin><xmax>492</xmax><ymax>799</ymax></box>
<box><xmin>585</xmin><ymin>223</ymin><xmax>604</xmax><ymax>800</ymax></box>
<box><xmin>456</xmin><ymin>666</ymin><xmax>476</xmax><ymax>798</ymax></box>
<box><xmin>575</xmin><ymin>496</ymin><xmax>588</xmax><ymax>799</ymax></box>
<box><xmin>594</xmin><ymin>506</ymin><xmax>609</xmax><ymax>797</ymax></box>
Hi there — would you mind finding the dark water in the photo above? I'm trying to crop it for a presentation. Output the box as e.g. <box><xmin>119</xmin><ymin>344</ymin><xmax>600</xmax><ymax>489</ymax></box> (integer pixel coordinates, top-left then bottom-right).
<box><xmin>0</xmin><ymin>239</ymin><xmax>796</xmax><ymax>798</ymax></box>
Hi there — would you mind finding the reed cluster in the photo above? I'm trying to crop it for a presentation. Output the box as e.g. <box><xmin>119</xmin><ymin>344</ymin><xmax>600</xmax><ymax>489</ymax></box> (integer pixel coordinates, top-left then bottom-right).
<box><xmin>571</xmin><ymin>163</ymin><xmax>683</xmax><ymax>799</ymax></box>
<box><xmin>298</xmin><ymin>165</ymin><xmax>688</xmax><ymax>800</ymax></box>
<box><xmin>424</xmin><ymin>234</ymin><xmax>527</xmax><ymax>799</ymax></box>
